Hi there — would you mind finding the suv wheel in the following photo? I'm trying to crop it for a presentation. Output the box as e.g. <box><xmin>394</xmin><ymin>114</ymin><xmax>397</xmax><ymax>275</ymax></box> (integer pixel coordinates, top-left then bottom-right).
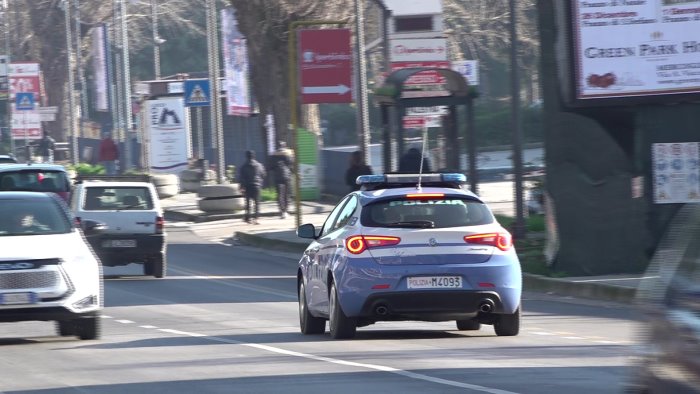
<box><xmin>456</xmin><ymin>319</ymin><xmax>481</xmax><ymax>331</ymax></box>
<box><xmin>56</xmin><ymin>320</ymin><xmax>75</xmax><ymax>336</ymax></box>
<box><xmin>299</xmin><ymin>281</ymin><xmax>325</xmax><ymax>334</ymax></box>
<box><xmin>75</xmin><ymin>316</ymin><xmax>101</xmax><ymax>340</ymax></box>
<box><xmin>329</xmin><ymin>282</ymin><xmax>356</xmax><ymax>339</ymax></box>
<box><xmin>145</xmin><ymin>253</ymin><xmax>167</xmax><ymax>278</ymax></box>
<box><xmin>494</xmin><ymin>307</ymin><xmax>520</xmax><ymax>337</ymax></box>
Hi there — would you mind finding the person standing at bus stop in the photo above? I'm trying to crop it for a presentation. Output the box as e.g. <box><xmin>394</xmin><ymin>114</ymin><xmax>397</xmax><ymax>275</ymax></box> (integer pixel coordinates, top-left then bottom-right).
<box><xmin>98</xmin><ymin>132</ymin><xmax>119</xmax><ymax>175</ymax></box>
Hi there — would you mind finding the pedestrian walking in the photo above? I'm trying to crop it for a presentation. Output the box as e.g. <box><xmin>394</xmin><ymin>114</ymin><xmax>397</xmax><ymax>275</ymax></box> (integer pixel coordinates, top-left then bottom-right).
<box><xmin>37</xmin><ymin>132</ymin><xmax>56</xmax><ymax>164</ymax></box>
<box><xmin>269</xmin><ymin>142</ymin><xmax>293</xmax><ymax>218</ymax></box>
<box><xmin>239</xmin><ymin>150</ymin><xmax>266</xmax><ymax>224</ymax></box>
<box><xmin>98</xmin><ymin>131</ymin><xmax>119</xmax><ymax>175</ymax></box>
<box><xmin>398</xmin><ymin>147</ymin><xmax>431</xmax><ymax>173</ymax></box>
<box><xmin>345</xmin><ymin>150</ymin><xmax>373</xmax><ymax>192</ymax></box>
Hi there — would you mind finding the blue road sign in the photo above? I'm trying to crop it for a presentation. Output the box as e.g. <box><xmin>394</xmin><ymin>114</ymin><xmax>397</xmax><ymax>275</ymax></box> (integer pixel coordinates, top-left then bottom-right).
<box><xmin>15</xmin><ymin>92</ymin><xmax>35</xmax><ymax>111</ymax></box>
<box><xmin>183</xmin><ymin>79</ymin><xmax>210</xmax><ymax>107</ymax></box>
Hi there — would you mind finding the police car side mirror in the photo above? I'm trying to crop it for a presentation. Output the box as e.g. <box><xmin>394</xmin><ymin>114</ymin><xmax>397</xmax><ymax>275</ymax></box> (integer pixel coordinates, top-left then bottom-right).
<box><xmin>297</xmin><ymin>223</ymin><xmax>317</xmax><ymax>239</ymax></box>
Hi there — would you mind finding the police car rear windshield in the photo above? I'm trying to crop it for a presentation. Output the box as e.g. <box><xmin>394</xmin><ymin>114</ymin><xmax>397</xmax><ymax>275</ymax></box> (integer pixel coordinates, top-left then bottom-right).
<box><xmin>362</xmin><ymin>198</ymin><xmax>493</xmax><ymax>229</ymax></box>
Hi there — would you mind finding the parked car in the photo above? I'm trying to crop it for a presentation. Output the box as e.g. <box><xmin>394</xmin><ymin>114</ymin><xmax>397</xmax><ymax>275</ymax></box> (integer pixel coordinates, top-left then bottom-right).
<box><xmin>296</xmin><ymin>173</ymin><xmax>522</xmax><ymax>339</ymax></box>
<box><xmin>70</xmin><ymin>178</ymin><xmax>167</xmax><ymax>278</ymax></box>
<box><xmin>0</xmin><ymin>163</ymin><xmax>72</xmax><ymax>203</ymax></box>
<box><xmin>626</xmin><ymin>205</ymin><xmax>700</xmax><ymax>393</ymax></box>
<box><xmin>0</xmin><ymin>192</ymin><xmax>103</xmax><ymax>340</ymax></box>
<box><xmin>0</xmin><ymin>154</ymin><xmax>18</xmax><ymax>164</ymax></box>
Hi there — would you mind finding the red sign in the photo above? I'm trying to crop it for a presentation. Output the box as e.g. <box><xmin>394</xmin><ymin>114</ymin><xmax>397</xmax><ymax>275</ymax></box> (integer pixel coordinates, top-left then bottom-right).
<box><xmin>402</xmin><ymin>116</ymin><xmax>426</xmax><ymax>129</ymax></box>
<box><xmin>9</xmin><ymin>62</ymin><xmax>42</xmax><ymax>140</ymax></box>
<box><xmin>391</xmin><ymin>61</ymin><xmax>450</xmax><ymax>86</ymax></box>
<box><xmin>298</xmin><ymin>29</ymin><xmax>352</xmax><ymax>104</ymax></box>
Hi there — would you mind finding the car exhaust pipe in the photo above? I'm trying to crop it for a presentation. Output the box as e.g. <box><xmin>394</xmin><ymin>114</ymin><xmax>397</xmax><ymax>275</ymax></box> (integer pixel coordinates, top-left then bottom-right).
<box><xmin>375</xmin><ymin>305</ymin><xmax>389</xmax><ymax>316</ymax></box>
<box><xmin>478</xmin><ymin>299</ymin><xmax>495</xmax><ymax>313</ymax></box>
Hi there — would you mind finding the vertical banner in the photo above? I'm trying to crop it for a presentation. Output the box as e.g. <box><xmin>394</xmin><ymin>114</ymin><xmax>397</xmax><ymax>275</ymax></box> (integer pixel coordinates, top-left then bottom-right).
<box><xmin>91</xmin><ymin>24</ymin><xmax>109</xmax><ymax>112</ymax></box>
<box><xmin>221</xmin><ymin>8</ymin><xmax>251</xmax><ymax>116</ymax></box>
<box><xmin>9</xmin><ymin>62</ymin><xmax>42</xmax><ymax>140</ymax></box>
<box><xmin>146</xmin><ymin>98</ymin><xmax>191</xmax><ymax>174</ymax></box>
<box><xmin>297</xmin><ymin>128</ymin><xmax>319</xmax><ymax>200</ymax></box>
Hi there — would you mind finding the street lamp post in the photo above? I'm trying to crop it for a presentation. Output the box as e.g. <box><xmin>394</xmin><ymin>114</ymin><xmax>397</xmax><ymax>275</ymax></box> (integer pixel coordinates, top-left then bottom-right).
<box><xmin>509</xmin><ymin>0</ymin><xmax>525</xmax><ymax>239</ymax></box>
<box><xmin>151</xmin><ymin>0</ymin><xmax>163</xmax><ymax>80</ymax></box>
<box><xmin>118</xmin><ymin>0</ymin><xmax>133</xmax><ymax>171</ymax></box>
<box><xmin>64</xmin><ymin>0</ymin><xmax>78</xmax><ymax>165</ymax></box>
<box><xmin>206</xmin><ymin>0</ymin><xmax>225</xmax><ymax>184</ymax></box>
<box><xmin>354</xmin><ymin>0</ymin><xmax>371</xmax><ymax>167</ymax></box>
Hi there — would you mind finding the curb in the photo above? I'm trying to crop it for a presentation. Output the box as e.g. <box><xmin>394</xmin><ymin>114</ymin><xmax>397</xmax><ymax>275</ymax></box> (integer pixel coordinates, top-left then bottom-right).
<box><xmin>235</xmin><ymin>231</ymin><xmax>308</xmax><ymax>254</ymax></box>
<box><xmin>164</xmin><ymin>209</ymin><xmax>297</xmax><ymax>223</ymax></box>
<box><xmin>523</xmin><ymin>274</ymin><xmax>636</xmax><ymax>303</ymax></box>
<box><xmin>235</xmin><ymin>231</ymin><xmax>638</xmax><ymax>304</ymax></box>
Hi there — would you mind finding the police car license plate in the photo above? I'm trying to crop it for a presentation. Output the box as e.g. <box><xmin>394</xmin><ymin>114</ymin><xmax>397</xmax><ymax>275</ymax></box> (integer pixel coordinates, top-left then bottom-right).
<box><xmin>407</xmin><ymin>276</ymin><xmax>462</xmax><ymax>289</ymax></box>
<box><xmin>1</xmin><ymin>292</ymin><xmax>36</xmax><ymax>305</ymax></box>
<box><xmin>104</xmin><ymin>239</ymin><xmax>136</xmax><ymax>248</ymax></box>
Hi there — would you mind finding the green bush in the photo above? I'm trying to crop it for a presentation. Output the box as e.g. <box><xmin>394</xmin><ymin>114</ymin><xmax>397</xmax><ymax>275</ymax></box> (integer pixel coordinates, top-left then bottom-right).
<box><xmin>261</xmin><ymin>187</ymin><xmax>277</xmax><ymax>202</ymax></box>
<box><xmin>68</xmin><ymin>163</ymin><xmax>105</xmax><ymax>175</ymax></box>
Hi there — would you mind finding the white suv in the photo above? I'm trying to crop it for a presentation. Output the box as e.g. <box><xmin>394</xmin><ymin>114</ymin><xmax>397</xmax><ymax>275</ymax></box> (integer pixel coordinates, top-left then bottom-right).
<box><xmin>0</xmin><ymin>192</ymin><xmax>103</xmax><ymax>340</ymax></box>
<box><xmin>70</xmin><ymin>178</ymin><xmax>167</xmax><ymax>278</ymax></box>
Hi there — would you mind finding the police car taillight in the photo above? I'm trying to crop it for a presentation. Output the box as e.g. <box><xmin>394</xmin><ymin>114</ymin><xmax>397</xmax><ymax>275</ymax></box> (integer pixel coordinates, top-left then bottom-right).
<box><xmin>464</xmin><ymin>232</ymin><xmax>512</xmax><ymax>251</ymax></box>
<box><xmin>346</xmin><ymin>235</ymin><xmax>401</xmax><ymax>254</ymax></box>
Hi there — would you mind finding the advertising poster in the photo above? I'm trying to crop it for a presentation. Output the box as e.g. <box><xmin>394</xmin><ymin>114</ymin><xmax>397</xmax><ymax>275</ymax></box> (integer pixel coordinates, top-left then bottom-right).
<box><xmin>573</xmin><ymin>0</ymin><xmax>700</xmax><ymax>100</ymax></box>
<box><xmin>0</xmin><ymin>55</ymin><xmax>8</xmax><ymax>100</ymax></box>
<box><xmin>652</xmin><ymin>142</ymin><xmax>700</xmax><ymax>203</ymax></box>
<box><xmin>221</xmin><ymin>8</ymin><xmax>251</xmax><ymax>116</ymax></box>
<box><xmin>297</xmin><ymin>128</ymin><xmax>319</xmax><ymax>200</ymax></box>
<box><xmin>146</xmin><ymin>98</ymin><xmax>191</xmax><ymax>174</ymax></box>
<box><xmin>9</xmin><ymin>62</ymin><xmax>42</xmax><ymax>140</ymax></box>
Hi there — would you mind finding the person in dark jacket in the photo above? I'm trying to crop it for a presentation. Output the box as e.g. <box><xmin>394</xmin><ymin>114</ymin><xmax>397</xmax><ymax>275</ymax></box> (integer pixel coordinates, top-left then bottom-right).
<box><xmin>345</xmin><ymin>150</ymin><xmax>373</xmax><ymax>192</ymax></box>
<box><xmin>398</xmin><ymin>147</ymin><xmax>431</xmax><ymax>173</ymax></box>
<box><xmin>98</xmin><ymin>132</ymin><xmax>120</xmax><ymax>175</ymax></box>
<box><xmin>239</xmin><ymin>150</ymin><xmax>266</xmax><ymax>224</ymax></box>
<box><xmin>268</xmin><ymin>142</ymin><xmax>293</xmax><ymax>218</ymax></box>
<box><xmin>37</xmin><ymin>132</ymin><xmax>56</xmax><ymax>163</ymax></box>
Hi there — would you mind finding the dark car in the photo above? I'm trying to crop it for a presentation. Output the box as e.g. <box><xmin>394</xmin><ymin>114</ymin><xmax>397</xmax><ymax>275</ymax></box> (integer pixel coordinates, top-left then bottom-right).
<box><xmin>0</xmin><ymin>163</ymin><xmax>72</xmax><ymax>203</ymax></box>
<box><xmin>627</xmin><ymin>204</ymin><xmax>700</xmax><ymax>393</ymax></box>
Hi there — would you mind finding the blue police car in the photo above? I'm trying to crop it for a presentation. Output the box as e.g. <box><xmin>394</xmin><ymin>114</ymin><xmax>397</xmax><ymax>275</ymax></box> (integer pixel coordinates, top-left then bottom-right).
<box><xmin>296</xmin><ymin>173</ymin><xmax>522</xmax><ymax>339</ymax></box>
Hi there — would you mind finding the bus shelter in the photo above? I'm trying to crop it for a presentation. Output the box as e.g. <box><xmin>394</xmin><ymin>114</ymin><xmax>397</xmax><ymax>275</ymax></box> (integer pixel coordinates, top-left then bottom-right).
<box><xmin>373</xmin><ymin>67</ymin><xmax>478</xmax><ymax>192</ymax></box>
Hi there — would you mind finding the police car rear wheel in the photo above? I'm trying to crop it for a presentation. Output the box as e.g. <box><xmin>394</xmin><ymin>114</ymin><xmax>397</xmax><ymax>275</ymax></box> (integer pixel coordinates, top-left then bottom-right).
<box><xmin>299</xmin><ymin>281</ymin><xmax>325</xmax><ymax>335</ymax></box>
<box><xmin>494</xmin><ymin>307</ymin><xmax>520</xmax><ymax>337</ymax></box>
<box><xmin>329</xmin><ymin>282</ymin><xmax>356</xmax><ymax>339</ymax></box>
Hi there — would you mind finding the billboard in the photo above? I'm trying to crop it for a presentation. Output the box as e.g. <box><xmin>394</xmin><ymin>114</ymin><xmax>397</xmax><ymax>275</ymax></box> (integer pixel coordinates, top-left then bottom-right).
<box><xmin>146</xmin><ymin>98</ymin><xmax>191</xmax><ymax>174</ymax></box>
<box><xmin>571</xmin><ymin>0</ymin><xmax>700</xmax><ymax>104</ymax></box>
<box><xmin>9</xmin><ymin>62</ymin><xmax>42</xmax><ymax>140</ymax></box>
<box><xmin>221</xmin><ymin>8</ymin><xmax>251</xmax><ymax>116</ymax></box>
<box><xmin>298</xmin><ymin>29</ymin><xmax>353</xmax><ymax>104</ymax></box>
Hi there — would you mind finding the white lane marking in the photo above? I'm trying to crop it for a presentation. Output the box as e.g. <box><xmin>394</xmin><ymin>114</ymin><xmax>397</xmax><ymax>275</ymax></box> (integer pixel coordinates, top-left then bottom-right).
<box><xmin>563</xmin><ymin>336</ymin><xmax>584</xmax><ymax>340</ymax></box>
<box><xmin>532</xmin><ymin>332</ymin><xmax>554</xmax><ymax>336</ymax></box>
<box><xmin>572</xmin><ymin>275</ymin><xmax>659</xmax><ymax>283</ymax></box>
<box><xmin>140</xmin><ymin>325</ymin><xmax>158</xmax><ymax>329</ymax></box>
<box><xmin>203</xmin><ymin>336</ymin><xmax>521</xmax><ymax>394</ymax></box>
<box><xmin>158</xmin><ymin>328</ymin><xmax>207</xmax><ymax>337</ymax></box>
<box><xmin>101</xmin><ymin>315</ymin><xmax>113</xmax><ymax>319</ymax></box>
<box><xmin>595</xmin><ymin>340</ymin><xmax>621</xmax><ymax>344</ymax></box>
<box><xmin>115</xmin><ymin>320</ymin><xmax>134</xmax><ymax>324</ymax></box>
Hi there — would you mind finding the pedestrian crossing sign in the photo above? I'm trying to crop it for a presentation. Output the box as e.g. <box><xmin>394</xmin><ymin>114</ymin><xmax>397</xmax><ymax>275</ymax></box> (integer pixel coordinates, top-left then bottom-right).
<box><xmin>183</xmin><ymin>79</ymin><xmax>211</xmax><ymax>107</ymax></box>
<box><xmin>15</xmin><ymin>92</ymin><xmax>35</xmax><ymax>111</ymax></box>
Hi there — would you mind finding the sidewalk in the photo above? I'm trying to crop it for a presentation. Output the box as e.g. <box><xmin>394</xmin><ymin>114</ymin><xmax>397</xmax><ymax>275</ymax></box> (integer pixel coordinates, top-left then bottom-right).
<box><xmin>161</xmin><ymin>192</ymin><xmax>646</xmax><ymax>304</ymax></box>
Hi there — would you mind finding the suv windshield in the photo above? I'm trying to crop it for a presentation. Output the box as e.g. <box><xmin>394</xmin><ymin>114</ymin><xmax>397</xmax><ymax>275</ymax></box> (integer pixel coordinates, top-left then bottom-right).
<box><xmin>83</xmin><ymin>186</ymin><xmax>154</xmax><ymax>211</ymax></box>
<box><xmin>362</xmin><ymin>197</ymin><xmax>494</xmax><ymax>229</ymax></box>
<box><xmin>0</xmin><ymin>198</ymin><xmax>72</xmax><ymax>236</ymax></box>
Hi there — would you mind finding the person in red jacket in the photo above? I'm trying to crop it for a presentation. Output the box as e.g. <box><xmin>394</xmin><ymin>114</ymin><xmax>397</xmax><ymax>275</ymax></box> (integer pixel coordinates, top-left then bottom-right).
<box><xmin>98</xmin><ymin>132</ymin><xmax>119</xmax><ymax>175</ymax></box>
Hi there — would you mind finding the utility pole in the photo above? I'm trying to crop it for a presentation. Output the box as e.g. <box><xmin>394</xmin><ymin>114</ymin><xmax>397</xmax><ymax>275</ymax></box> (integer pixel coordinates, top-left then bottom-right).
<box><xmin>151</xmin><ymin>0</ymin><xmax>161</xmax><ymax>80</ymax></box>
<box><xmin>509</xmin><ymin>0</ymin><xmax>525</xmax><ymax>240</ymax></box>
<box><xmin>354</xmin><ymin>0</ymin><xmax>370</xmax><ymax>167</ymax></box>
<box><xmin>206</xmin><ymin>0</ymin><xmax>225</xmax><ymax>184</ymax></box>
<box><xmin>119</xmin><ymin>0</ymin><xmax>133</xmax><ymax>171</ymax></box>
<box><xmin>64</xmin><ymin>0</ymin><xmax>78</xmax><ymax>165</ymax></box>
<box><xmin>73</xmin><ymin>0</ymin><xmax>86</xmax><ymax>142</ymax></box>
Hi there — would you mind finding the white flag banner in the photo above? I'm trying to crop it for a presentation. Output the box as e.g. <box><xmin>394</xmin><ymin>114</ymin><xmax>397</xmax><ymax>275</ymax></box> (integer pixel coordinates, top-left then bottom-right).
<box><xmin>221</xmin><ymin>8</ymin><xmax>251</xmax><ymax>116</ymax></box>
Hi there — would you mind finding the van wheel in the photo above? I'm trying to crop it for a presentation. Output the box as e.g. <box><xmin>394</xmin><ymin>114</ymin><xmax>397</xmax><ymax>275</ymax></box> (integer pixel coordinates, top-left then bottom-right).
<box><xmin>75</xmin><ymin>316</ymin><xmax>101</xmax><ymax>340</ymax></box>
<box><xmin>146</xmin><ymin>253</ymin><xmax>166</xmax><ymax>278</ymax></box>
<box><xmin>56</xmin><ymin>320</ymin><xmax>75</xmax><ymax>336</ymax></box>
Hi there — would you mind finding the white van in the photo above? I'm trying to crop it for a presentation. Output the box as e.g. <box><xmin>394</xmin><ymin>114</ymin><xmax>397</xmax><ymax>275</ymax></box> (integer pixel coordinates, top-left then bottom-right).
<box><xmin>71</xmin><ymin>179</ymin><xmax>167</xmax><ymax>278</ymax></box>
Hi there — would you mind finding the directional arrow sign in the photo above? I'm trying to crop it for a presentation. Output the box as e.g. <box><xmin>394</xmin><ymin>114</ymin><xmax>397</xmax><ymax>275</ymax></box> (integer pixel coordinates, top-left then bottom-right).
<box><xmin>301</xmin><ymin>84</ymin><xmax>351</xmax><ymax>95</ymax></box>
<box><xmin>298</xmin><ymin>29</ymin><xmax>353</xmax><ymax>104</ymax></box>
